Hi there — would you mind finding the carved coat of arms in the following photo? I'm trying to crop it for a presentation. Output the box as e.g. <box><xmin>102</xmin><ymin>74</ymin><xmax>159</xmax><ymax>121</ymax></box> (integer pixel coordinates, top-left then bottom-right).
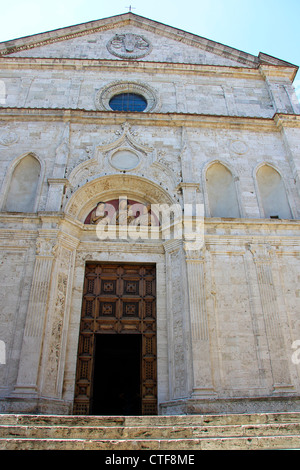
<box><xmin>107</xmin><ymin>33</ymin><xmax>152</xmax><ymax>59</ymax></box>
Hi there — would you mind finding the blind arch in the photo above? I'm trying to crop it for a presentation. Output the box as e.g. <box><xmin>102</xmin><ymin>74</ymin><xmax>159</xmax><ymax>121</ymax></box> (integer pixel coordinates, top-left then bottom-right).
<box><xmin>256</xmin><ymin>164</ymin><xmax>292</xmax><ymax>219</ymax></box>
<box><xmin>206</xmin><ymin>162</ymin><xmax>240</xmax><ymax>218</ymax></box>
<box><xmin>4</xmin><ymin>154</ymin><xmax>41</xmax><ymax>212</ymax></box>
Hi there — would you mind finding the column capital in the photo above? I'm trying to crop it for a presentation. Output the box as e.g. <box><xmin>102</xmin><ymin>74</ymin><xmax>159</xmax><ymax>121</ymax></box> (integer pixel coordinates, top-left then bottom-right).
<box><xmin>247</xmin><ymin>242</ymin><xmax>274</xmax><ymax>264</ymax></box>
<box><xmin>35</xmin><ymin>236</ymin><xmax>58</xmax><ymax>258</ymax></box>
<box><xmin>176</xmin><ymin>182</ymin><xmax>201</xmax><ymax>193</ymax></box>
<box><xmin>184</xmin><ymin>244</ymin><xmax>206</xmax><ymax>262</ymax></box>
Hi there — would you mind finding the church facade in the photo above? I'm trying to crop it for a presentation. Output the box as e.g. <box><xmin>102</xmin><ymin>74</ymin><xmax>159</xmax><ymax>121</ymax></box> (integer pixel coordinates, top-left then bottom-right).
<box><xmin>0</xmin><ymin>12</ymin><xmax>300</xmax><ymax>415</ymax></box>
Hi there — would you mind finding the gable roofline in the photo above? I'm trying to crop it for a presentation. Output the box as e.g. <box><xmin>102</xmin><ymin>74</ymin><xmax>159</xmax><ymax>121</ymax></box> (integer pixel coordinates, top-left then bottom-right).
<box><xmin>0</xmin><ymin>12</ymin><xmax>297</xmax><ymax>72</ymax></box>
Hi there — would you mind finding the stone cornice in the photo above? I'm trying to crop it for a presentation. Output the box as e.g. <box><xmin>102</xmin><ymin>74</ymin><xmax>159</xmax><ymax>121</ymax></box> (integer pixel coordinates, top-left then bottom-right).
<box><xmin>0</xmin><ymin>107</ymin><xmax>285</xmax><ymax>131</ymax></box>
<box><xmin>259</xmin><ymin>64</ymin><xmax>298</xmax><ymax>82</ymax></box>
<box><xmin>274</xmin><ymin>113</ymin><xmax>300</xmax><ymax>129</ymax></box>
<box><xmin>0</xmin><ymin>216</ymin><xmax>299</xmax><ymax>251</ymax></box>
<box><xmin>0</xmin><ymin>17</ymin><xmax>131</xmax><ymax>57</ymax></box>
<box><xmin>47</xmin><ymin>178</ymin><xmax>70</xmax><ymax>186</ymax></box>
<box><xmin>176</xmin><ymin>182</ymin><xmax>201</xmax><ymax>192</ymax></box>
<box><xmin>0</xmin><ymin>56</ymin><xmax>297</xmax><ymax>82</ymax></box>
<box><xmin>0</xmin><ymin>56</ymin><xmax>262</xmax><ymax>78</ymax></box>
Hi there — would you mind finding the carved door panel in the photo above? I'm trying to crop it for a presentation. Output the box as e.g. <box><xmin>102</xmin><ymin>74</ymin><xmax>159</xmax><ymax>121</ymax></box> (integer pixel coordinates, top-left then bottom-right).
<box><xmin>73</xmin><ymin>264</ymin><xmax>157</xmax><ymax>415</ymax></box>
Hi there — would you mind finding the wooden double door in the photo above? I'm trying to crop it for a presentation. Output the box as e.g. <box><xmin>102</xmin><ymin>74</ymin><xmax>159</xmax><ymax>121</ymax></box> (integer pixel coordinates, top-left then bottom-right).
<box><xmin>73</xmin><ymin>263</ymin><xmax>157</xmax><ymax>415</ymax></box>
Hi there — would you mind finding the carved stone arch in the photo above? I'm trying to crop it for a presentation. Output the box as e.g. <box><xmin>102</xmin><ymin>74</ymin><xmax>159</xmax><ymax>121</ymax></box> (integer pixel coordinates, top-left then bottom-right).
<box><xmin>254</xmin><ymin>160</ymin><xmax>285</xmax><ymax>180</ymax></box>
<box><xmin>0</xmin><ymin>152</ymin><xmax>44</xmax><ymax>212</ymax></box>
<box><xmin>65</xmin><ymin>174</ymin><xmax>176</xmax><ymax>223</ymax></box>
<box><xmin>67</xmin><ymin>158</ymin><xmax>99</xmax><ymax>188</ymax></box>
<box><xmin>203</xmin><ymin>159</ymin><xmax>241</xmax><ymax>218</ymax></box>
<box><xmin>254</xmin><ymin>162</ymin><xmax>293</xmax><ymax>219</ymax></box>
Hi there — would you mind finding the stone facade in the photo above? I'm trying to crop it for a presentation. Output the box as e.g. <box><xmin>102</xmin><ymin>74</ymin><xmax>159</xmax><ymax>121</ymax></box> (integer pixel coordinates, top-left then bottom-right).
<box><xmin>0</xmin><ymin>12</ymin><xmax>299</xmax><ymax>415</ymax></box>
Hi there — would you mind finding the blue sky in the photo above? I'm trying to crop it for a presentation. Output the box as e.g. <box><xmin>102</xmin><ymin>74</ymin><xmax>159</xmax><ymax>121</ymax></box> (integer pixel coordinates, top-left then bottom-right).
<box><xmin>1</xmin><ymin>0</ymin><xmax>299</xmax><ymax>93</ymax></box>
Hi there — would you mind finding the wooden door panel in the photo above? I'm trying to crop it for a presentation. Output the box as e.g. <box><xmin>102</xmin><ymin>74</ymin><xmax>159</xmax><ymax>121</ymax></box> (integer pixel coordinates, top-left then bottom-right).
<box><xmin>73</xmin><ymin>263</ymin><xmax>157</xmax><ymax>415</ymax></box>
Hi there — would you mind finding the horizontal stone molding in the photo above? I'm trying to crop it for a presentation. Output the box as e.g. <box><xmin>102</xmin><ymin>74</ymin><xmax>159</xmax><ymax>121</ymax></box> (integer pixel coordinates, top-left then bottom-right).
<box><xmin>0</xmin><ymin>107</ymin><xmax>288</xmax><ymax>132</ymax></box>
<box><xmin>0</xmin><ymin>56</ymin><xmax>269</xmax><ymax>78</ymax></box>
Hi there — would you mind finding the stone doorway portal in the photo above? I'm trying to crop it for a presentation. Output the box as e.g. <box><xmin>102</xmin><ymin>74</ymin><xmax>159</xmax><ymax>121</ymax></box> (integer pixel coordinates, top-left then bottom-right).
<box><xmin>73</xmin><ymin>263</ymin><xmax>157</xmax><ymax>415</ymax></box>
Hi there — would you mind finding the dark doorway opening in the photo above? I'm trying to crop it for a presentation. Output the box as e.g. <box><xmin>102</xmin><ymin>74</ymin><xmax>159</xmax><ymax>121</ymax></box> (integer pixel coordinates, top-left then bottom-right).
<box><xmin>91</xmin><ymin>334</ymin><xmax>142</xmax><ymax>416</ymax></box>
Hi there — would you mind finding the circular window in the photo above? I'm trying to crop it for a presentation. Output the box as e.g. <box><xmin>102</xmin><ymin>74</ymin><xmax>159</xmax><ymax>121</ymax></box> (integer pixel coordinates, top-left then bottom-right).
<box><xmin>95</xmin><ymin>81</ymin><xmax>160</xmax><ymax>113</ymax></box>
<box><xmin>109</xmin><ymin>93</ymin><xmax>147</xmax><ymax>112</ymax></box>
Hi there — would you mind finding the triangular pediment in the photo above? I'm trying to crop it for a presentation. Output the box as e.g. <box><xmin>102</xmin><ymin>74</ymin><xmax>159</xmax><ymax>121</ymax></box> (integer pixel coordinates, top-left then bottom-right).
<box><xmin>0</xmin><ymin>13</ymin><xmax>296</xmax><ymax>69</ymax></box>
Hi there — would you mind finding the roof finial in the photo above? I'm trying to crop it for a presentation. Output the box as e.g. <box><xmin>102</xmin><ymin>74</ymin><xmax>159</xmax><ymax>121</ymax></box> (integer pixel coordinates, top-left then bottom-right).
<box><xmin>125</xmin><ymin>5</ymin><xmax>136</xmax><ymax>12</ymax></box>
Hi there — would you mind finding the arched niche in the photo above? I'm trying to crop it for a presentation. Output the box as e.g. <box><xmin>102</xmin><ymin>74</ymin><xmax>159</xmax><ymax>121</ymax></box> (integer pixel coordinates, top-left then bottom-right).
<box><xmin>256</xmin><ymin>164</ymin><xmax>292</xmax><ymax>219</ymax></box>
<box><xmin>4</xmin><ymin>154</ymin><xmax>41</xmax><ymax>212</ymax></box>
<box><xmin>206</xmin><ymin>162</ymin><xmax>240</xmax><ymax>218</ymax></box>
<box><xmin>84</xmin><ymin>199</ymin><xmax>160</xmax><ymax>227</ymax></box>
<box><xmin>65</xmin><ymin>174</ymin><xmax>176</xmax><ymax>223</ymax></box>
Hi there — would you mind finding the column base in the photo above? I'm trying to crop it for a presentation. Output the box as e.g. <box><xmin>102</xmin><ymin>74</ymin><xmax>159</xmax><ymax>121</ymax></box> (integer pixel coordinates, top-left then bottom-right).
<box><xmin>272</xmin><ymin>383</ymin><xmax>295</xmax><ymax>394</ymax></box>
<box><xmin>11</xmin><ymin>384</ymin><xmax>38</xmax><ymax>399</ymax></box>
<box><xmin>191</xmin><ymin>388</ymin><xmax>216</xmax><ymax>399</ymax></box>
<box><xmin>0</xmin><ymin>395</ymin><xmax>72</xmax><ymax>415</ymax></box>
<box><xmin>159</xmin><ymin>395</ymin><xmax>300</xmax><ymax>415</ymax></box>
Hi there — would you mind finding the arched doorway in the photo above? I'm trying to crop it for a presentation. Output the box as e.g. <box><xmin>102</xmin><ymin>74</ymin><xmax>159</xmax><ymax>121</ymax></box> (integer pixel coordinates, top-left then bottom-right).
<box><xmin>67</xmin><ymin>175</ymin><xmax>175</xmax><ymax>416</ymax></box>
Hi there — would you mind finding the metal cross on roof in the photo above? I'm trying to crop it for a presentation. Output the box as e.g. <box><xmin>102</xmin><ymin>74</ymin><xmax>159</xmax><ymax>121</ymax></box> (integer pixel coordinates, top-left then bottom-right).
<box><xmin>126</xmin><ymin>5</ymin><xmax>136</xmax><ymax>12</ymax></box>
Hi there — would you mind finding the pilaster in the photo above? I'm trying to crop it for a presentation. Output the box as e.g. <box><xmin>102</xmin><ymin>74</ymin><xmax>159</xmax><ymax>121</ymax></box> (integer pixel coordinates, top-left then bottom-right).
<box><xmin>12</xmin><ymin>234</ymin><xmax>57</xmax><ymax>397</ymax></box>
<box><xmin>39</xmin><ymin>231</ymin><xmax>79</xmax><ymax>400</ymax></box>
<box><xmin>46</xmin><ymin>178</ymin><xmax>69</xmax><ymax>211</ymax></box>
<box><xmin>184</xmin><ymin>246</ymin><xmax>215</xmax><ymax>398</ymax></box>
<box><xmin>248</xmin><ymin>243</ymin><xmax>293</xmax><ymax>393</ymax></box>
<box><xmin>275</xmin><ymin>114</ymin><xmax>300</xmax><ymax>202</ymax></box>
<box><xmin>45</xmin><ymin>124</ymin><xmax>70</xmax><ymax>211</ymax></box>
<box><xmin>163</xmin><ymin>239</ymin><xmax>191</xmax><ymax>400</ymax></box>
<box><xmin>260</xmin><ymin>66</ymin><xmax>299</xmax><ymax>114</ymax></box>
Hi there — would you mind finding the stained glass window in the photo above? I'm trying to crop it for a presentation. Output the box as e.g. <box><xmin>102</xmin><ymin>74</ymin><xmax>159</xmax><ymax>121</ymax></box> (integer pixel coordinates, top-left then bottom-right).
<box><xmin>109</xmin><ymin>93</ymin><xmax>148</xmax><ymax>112</ymax></box>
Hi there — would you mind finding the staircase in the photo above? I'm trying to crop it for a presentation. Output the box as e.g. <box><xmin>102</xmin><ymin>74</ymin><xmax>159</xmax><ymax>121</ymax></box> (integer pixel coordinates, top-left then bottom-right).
<box><xmin>0</xmin><ymin>412</ymin><xmax>300</xmax><ymax>450</ymax></box>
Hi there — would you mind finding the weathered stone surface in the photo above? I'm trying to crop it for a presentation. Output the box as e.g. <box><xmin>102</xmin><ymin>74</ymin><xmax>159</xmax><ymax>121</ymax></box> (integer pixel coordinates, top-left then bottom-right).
<box><xmin>0</xmin><ymin>13</ymin><xmax>299</xmax><ymax>418</ymax></box>
<box><xmin>0</xmin><ymin>413</ymin><xmax>300</xmax><ymax>450</ymax></box>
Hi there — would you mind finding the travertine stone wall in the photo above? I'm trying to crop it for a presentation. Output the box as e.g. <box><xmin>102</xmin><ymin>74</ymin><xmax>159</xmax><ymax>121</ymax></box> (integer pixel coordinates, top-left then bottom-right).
<box><xmin>0</xmin><ymin>67</ymin><xmax>279</xmax><ymax>117</ymax></box>
<box><xmin>0</xmin><ymin>117</ymin><xmax>299</xmax><ymax>218</ymax></box>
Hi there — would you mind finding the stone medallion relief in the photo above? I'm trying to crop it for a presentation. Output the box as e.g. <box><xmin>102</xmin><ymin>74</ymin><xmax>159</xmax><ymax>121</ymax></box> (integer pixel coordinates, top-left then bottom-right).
<box><xmin>109</xmin><ymin>149</ymin><xmax>140</xmax><ymax>171</ymax></box>
<box><xmin>107</xmin><ymin>33</ymin><xmax>152</xmax><ymax>59</ymax></box>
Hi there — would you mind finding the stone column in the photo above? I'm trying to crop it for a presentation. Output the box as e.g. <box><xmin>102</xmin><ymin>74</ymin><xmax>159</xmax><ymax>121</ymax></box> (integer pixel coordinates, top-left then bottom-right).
<box><xmin>12</xmin><ymin>235</ymin><xmax>57</xmax><ymax>397</ymax></box>
<box><xmin>248</xmin><ymin>243</ymin><xmax>293</xmax><ymax>393</ymax></box>
<box><xmin>184</xmin><ymin>246</ymin><xmax>215</xmax><ymax>398</ymax></box>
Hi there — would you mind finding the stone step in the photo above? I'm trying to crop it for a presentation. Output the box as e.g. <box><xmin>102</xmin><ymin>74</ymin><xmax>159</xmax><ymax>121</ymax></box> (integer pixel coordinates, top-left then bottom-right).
<box><xmin>0</xmin><ymin>422</ymin><xmax>300</xmax><ymax>440</ymax></box>
<box><xmin>0</xmin><ymin>412</ymin><xmax>299</xmax><ymax>427</ymax></box>
<box><xmin>0</xmin><ymin>435</ymin><xmax>300</xmax><ymax>450</ymax></box>
<box><xmin>0</xmin><ymin>412</ymin><xmax>299</xmax><ymax>450</ymax></box>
